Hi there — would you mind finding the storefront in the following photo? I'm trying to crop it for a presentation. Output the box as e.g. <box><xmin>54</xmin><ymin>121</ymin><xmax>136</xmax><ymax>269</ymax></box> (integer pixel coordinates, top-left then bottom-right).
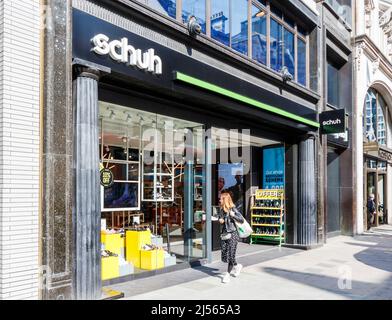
<box><xmin>363</xmin><ymin>88</ymin><xmax>392</xmax><ymax>229</ymax></box>
<box><xmin>71</xmin><ymin>3</ymin><xmax>321</xmax><ymax>299</ymax></box>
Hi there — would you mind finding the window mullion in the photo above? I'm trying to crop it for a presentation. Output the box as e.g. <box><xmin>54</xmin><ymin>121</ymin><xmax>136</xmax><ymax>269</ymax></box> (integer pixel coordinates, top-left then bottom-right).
<box><xmin>229</xmin><ymin>0</ymin><xmax>232</xmax><ymax>48</ymax></box>
<box><xmin>281</xmin><ymin>24</ymin><xmax>284</xmax><ymax>72</ymax></box>
<box><xmin>294</xmin><ymin>24</ymin><xmax>298</xmax><ymax>82</ymax></box>
<box><xmin>176</xmin><ymin>0</ymin><xmax>182</xmax><ymax>23</ymax></box>
<box><xmin>248</xmin><ymin>0</ymin><xmax>252</xmax><ymax>58</ymax></box>
<box><xmin>306</xmin><ymin>33</ymin><xmax>310</xmax><ymax>88</ymax></box>
<box><xmin>266</xmin><ymin>2</ymin><xmax>271</xmax><ymax>68</ymax></box>
<box><xmin>376</xmin><ymin>92</ymin><xmax>378</xmax><ymax>142</ymax></box>
<box><xmin>206</xmin><ymin>0</ymin><xmax>211</xmax><ymax>37</ymax></box>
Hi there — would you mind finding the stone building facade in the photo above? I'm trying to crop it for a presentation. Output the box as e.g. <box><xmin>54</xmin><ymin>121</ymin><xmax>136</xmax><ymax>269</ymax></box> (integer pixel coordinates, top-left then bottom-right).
<box><xmin>354</xmin><ymin>0</ymin><xmax>392</xmax><ymax>233</ymax></box>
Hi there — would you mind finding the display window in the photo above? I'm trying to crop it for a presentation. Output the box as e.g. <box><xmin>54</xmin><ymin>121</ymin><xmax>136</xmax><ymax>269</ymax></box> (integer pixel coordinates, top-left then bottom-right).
<box><xmin>99</xmin><ymin>102</ymin><xmax>206</xmax><ymax>280</ymax></box>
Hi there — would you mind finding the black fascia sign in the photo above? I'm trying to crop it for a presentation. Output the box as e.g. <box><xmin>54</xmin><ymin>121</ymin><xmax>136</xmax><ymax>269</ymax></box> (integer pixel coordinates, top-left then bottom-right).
<box><xmin>319</xmin><ymin>109</ymin><xmax>346</xmax><ymax>134</ymax></box>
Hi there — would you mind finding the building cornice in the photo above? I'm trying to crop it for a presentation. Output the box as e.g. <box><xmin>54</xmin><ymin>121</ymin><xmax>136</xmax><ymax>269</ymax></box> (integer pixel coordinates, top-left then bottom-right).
<box><xmin>355</xmin><ymin>34</ymin><xmax>392</xmax><ymax>81</ymax></box>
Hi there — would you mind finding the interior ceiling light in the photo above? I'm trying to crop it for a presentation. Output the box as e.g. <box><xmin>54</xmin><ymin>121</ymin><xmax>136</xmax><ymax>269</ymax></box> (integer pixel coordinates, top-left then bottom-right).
<box><xmin>256</xmin><ymin>10</ymin><xmax>265</xmax><ymax>17</ymax></box>
<box><xmin>122</xmin><ymin>136</ymin><xmax>127</xmax><ymax>143</ymax></box>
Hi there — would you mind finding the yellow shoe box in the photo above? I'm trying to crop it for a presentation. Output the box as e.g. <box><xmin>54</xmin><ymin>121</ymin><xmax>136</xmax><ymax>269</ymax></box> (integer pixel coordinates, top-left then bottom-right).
<box><xmin>126</xmin><ymin>248</ymin><xmax>141</xmax><ymax>268</ymax></box>
<box><xmin>140</xmin><ymin>249</ymin><xmax>165</xmax><ymax>270</ymax></box>
<box><xmin>101</xmin><ymin>256</ymin><xmax>119</xmax><ymax>280</ymax></box>
<box><xmin>102</xmin><ymin>233</ymin><xmax>123</xmax><ymax>254</ymax></box>
<box><xmin>125</xmin><ymin>230</ymin><xmax>152</xmax><ymax>251</ymax></box>
<box><xmin>125</xmin><ymin>230</ymin><xmax>152</xmax><ymax>268</ymax></box>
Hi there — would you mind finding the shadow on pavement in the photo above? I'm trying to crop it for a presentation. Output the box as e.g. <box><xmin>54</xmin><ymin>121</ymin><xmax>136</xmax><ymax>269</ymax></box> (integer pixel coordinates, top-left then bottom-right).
<box><xmin>260</xmin><ymin>267</ymin><xmax>378</xmax><ymax>299</ymax></box>
<box><xmin>190</xmin><ymin>263</ymin><xmax>222</xmax><ymax>278</ymax></box>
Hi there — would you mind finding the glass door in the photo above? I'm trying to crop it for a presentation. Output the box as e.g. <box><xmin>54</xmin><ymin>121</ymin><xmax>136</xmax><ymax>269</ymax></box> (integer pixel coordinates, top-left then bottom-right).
<box><xmin>366</xmin><ymin>171</ymin><xmax>376</xmax><ymax>227</ymax></box>
<box><xmin>377</xmin><ymin>174</ymin><xmax>386</xmax><ymax>225</ymax></box>
<box><xmin>327</xmin><ymin>148</ymin><xmax>341</xmax><ymax>233</ymax></box>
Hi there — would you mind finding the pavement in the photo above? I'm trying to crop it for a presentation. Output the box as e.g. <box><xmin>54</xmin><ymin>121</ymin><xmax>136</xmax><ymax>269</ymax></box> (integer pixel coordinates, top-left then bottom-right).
<box><xmin>120</xmin><ymin>225</ymin><xmax>392</xmax><ymax>300</ymax></box>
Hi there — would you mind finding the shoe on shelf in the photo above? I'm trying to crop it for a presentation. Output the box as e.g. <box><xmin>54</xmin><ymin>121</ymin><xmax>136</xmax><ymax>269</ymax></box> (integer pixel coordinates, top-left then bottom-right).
<box><xmin>222</xmin><ymin>272</ymin><xmax>231</xmax><ymax>283</ymax></box>
<box><xmin>232</xmin><ymin>264</ymin><xmax>243</xmax><ymax>277</ymax></box>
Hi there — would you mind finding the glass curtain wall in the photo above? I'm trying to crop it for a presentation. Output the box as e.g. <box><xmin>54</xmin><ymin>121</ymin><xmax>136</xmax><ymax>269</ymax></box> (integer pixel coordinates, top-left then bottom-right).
<box><xmin>139</xmin><ymin>0</ymin><xmax>308</xmax><ymax>87</ymax></box>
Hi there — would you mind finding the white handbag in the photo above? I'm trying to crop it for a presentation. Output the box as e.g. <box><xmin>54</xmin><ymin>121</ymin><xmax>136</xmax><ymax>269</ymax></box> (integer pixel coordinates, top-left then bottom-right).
<box><xmin>232</xmin><ymin>210</ymin><xmax>253</xmax><ymax>238</ymax></box>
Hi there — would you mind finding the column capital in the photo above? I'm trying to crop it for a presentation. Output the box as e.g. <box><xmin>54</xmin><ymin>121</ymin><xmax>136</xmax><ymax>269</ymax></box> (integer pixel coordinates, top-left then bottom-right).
<box><xmin>299</xmin><ymin>132</ymin><xmax>318</xmax><ymax>141</ymax></box>
<box><xmin>72</xmin><ymin>58</ymin><xmax>111</xmax><ymax>81</ymax></box>
<box><xmin>73</xmin><ymin>66</ymin><xmax>102</xmax><ymax>81</ymax></box>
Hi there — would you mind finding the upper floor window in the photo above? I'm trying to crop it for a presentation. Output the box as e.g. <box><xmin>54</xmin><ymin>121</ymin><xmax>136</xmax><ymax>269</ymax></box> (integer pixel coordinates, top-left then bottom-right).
<box><xmin>139</xmin><ymin>0</ymin><xmax>309</xmax><ymax>88</ymax></box>
<box><xmin>183</xmin><ymin>0</ymin><xmax>206</xmax><ymax>34</ymax></box>
<box><xmin>327</xmin><ymin>61</ymin><xmax>340</xmax><ymax>107</ymax></box>
<box><xmin>325</xmin><ymin>0</ymin><xmax>352</xmax><ymax>26</ymax></box>
<box><xmin>364</xmin><ymin>89</ymin><xmax>388</xmax><ymax>146</ymax></box>
<box><xmin>139</xmin><ymin>0</ymin><xmax>176</xmax><ymax>19</ymax></box>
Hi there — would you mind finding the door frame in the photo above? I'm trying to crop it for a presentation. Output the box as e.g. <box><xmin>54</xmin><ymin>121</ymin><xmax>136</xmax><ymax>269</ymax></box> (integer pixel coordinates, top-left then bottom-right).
<box><xmin>364</xmin><ymin>157</ymin><xmax>388</xmax><ymax>228</ymax></box>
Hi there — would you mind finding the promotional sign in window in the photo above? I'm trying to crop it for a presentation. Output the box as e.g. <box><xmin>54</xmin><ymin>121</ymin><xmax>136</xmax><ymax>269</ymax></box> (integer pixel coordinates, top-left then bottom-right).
<box><xmin>262</xmin><ymin>146</ymin><xmax>284</xmax><ymax>189</ymax></box>
<box><xmin>217</xmin><ymin>163</ymin><xmax>244</xmax><ymax>210</ymax></box>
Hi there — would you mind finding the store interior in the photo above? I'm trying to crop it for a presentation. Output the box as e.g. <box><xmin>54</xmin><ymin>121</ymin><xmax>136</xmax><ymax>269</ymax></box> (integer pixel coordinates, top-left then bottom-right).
<box><xmin>99</xmin><ymin>101</ymin><xmax>286</xmax><ymax>281</ymax></box>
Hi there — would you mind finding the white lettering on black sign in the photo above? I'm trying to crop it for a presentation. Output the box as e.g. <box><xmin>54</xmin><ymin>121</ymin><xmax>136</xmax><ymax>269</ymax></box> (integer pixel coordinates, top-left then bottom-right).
<box><xmin>91</xmin><ymin>34</ymin><xmax>162</xmax><ymax>74</ymax></box>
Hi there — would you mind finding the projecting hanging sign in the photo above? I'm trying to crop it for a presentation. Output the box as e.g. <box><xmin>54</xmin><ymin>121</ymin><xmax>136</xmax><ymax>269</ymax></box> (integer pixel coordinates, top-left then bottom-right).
<box><xmin>319</xmin><ymin>109</ymin><xmax>347</xmax><ymax>134</ymax></box>
<box><xmin>379</xmin><ymin>147</ymin><xmax>392</xmax><ymax>163</ymax></box>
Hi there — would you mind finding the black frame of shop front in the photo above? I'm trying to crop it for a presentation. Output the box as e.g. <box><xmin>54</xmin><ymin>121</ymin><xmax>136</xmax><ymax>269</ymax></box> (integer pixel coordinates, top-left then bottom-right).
<box><xmin>71</xmin><ymin>8</ymin><xmax>320</xmax><ymax>299</ymax></box>
<box><xmin>94</xmin><ymin>75</ymin><xmax>316</xmax><ymax>286</ymax></box>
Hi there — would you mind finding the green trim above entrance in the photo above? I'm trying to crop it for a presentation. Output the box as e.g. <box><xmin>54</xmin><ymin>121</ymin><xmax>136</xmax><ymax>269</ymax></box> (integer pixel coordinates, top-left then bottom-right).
<box><xmin>174</xmin><ymin>72</ymin><xmax>320</xmax><ymax>128</ymax></box>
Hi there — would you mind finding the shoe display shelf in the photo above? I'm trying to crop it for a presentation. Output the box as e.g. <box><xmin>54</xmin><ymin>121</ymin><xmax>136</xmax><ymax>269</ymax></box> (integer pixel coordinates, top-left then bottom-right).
<box><xmin>250</xmin><ymin>189</ymin><xmax>285</xmax><ymax>246</ymax></box>
<box><xmin>141</xmin><ymin>136</ymin><xmax>175</xmax><ymax>203</ymax></box>
<box><xmin>194</xmin><ymin>165</ymin><xmax>203</xmax><ymax>202</ymax></box>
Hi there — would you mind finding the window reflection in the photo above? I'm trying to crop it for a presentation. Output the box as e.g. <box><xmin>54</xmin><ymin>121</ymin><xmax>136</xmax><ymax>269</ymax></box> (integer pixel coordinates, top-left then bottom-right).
<box><xmin>270</xmin><ymin>19</ymin><xmax>283</xmax><ymax>72</ymax></box>
<box><xmin>211</xmin><ymin>0</ymin><xmax>230</xmax><ymax>47</ymax></box>
<box><xmin>297</xmin><ymin>38</ymin><xmax>306</xmax><ymax>86</ymax></box>
<box><xmin>182</xmin><ymin>0</ymin><xmax>206</xmax><ymax>34</ymax></box>
<box><xmin>325</xmin><ymin>0</ymin><xmax>352</xmax><ymax>25</ymax></box>
<box><xmin>139</xmin><ymin>0</ymin><xmax>309</xmax><ymax>88</ymax></box>
<box><xmin>364</xmin><ymin>89</ymin><xmax>387</xmax><ymax>146</ymax></box>
<box><xmin>377</xmin><ymin>95</ymin><xmax>387</xmax><ymax>145</ymax></box>
<box><xmin>327</xmin><ymin>62</ymin><xmax>340</xmax><ymax>107</ymax></box>
<box><xmin>231</xmin><ymin>0</ymin><xmax>248</xmax><ymax>55</ymax></box>
<box><xmin>284</xmin><ymin>29</ymin><xmax>295</xmax><ymax>77</ymax></box>
<box><xmin>140</xmin><ymin>0</ymin><xmax>176</xmax><ymax>19</ymax></box>
<box><xmin>252</xmin><ymin>5</ymin><xmax>267</xmax><ymax>65</ymax></box>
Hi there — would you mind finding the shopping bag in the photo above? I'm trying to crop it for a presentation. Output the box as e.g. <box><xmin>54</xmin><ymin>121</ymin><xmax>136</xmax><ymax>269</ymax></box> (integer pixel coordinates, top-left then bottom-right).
<box><xmin>234</xmin><ymin>215</ymin><xmax>253</xmax><ymax>238</ymax></box>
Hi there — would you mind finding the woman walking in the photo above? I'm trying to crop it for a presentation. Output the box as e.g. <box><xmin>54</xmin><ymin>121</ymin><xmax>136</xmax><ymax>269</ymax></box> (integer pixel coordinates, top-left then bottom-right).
<box><xmin>218</xmin><ymin>192</ymin><xmax>244</xmax><ymax>283</ymax></box>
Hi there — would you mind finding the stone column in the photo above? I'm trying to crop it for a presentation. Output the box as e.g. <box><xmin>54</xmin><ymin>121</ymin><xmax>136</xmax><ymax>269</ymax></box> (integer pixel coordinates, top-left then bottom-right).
<box><xmin>72</xmin><ymin>67</ymin><xmax>101</xmax><ymax>300</ymax></box>
<box><xmin>41</xmin><ymin>0</ymin><xmax>74</xmax><ymax>300</ymax></box>
<box><xmin>297</xmin><ymin>135</ymin><xmax>318</xmax><ymax>246</ymax></box>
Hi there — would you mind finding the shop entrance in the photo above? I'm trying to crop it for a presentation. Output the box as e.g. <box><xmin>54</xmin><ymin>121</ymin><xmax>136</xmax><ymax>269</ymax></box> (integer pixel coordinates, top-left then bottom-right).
<box><xmin>210</xmin><ymin>128</ymin><xmax>285</xmax><ymax>249</ymax></box>
<box><xmin>327</xmin><ymin>147</ymin><xmax>341</xmax><ymax>234</ymax></box>
<box><xmin>364</xmin><ymin>158</ymin><xmax>388</xmax><ymax>229</ymax></box>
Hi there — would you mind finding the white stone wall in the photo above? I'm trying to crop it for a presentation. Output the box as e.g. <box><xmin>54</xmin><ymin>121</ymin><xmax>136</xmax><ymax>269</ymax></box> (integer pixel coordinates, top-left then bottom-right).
<box><xmin>354</xmin><ymin>42</ymin><xmax>392</xmax><ymax>233</ymax></box>
<box><xmin>0</xmin><ymin>0</ymin><xmax>40</xmax><ymax>300</ymax></box>
<box><xmin>355</xmin><ymin>0</ymin><xmax>392</xmax><ymax>232</ymax></box>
